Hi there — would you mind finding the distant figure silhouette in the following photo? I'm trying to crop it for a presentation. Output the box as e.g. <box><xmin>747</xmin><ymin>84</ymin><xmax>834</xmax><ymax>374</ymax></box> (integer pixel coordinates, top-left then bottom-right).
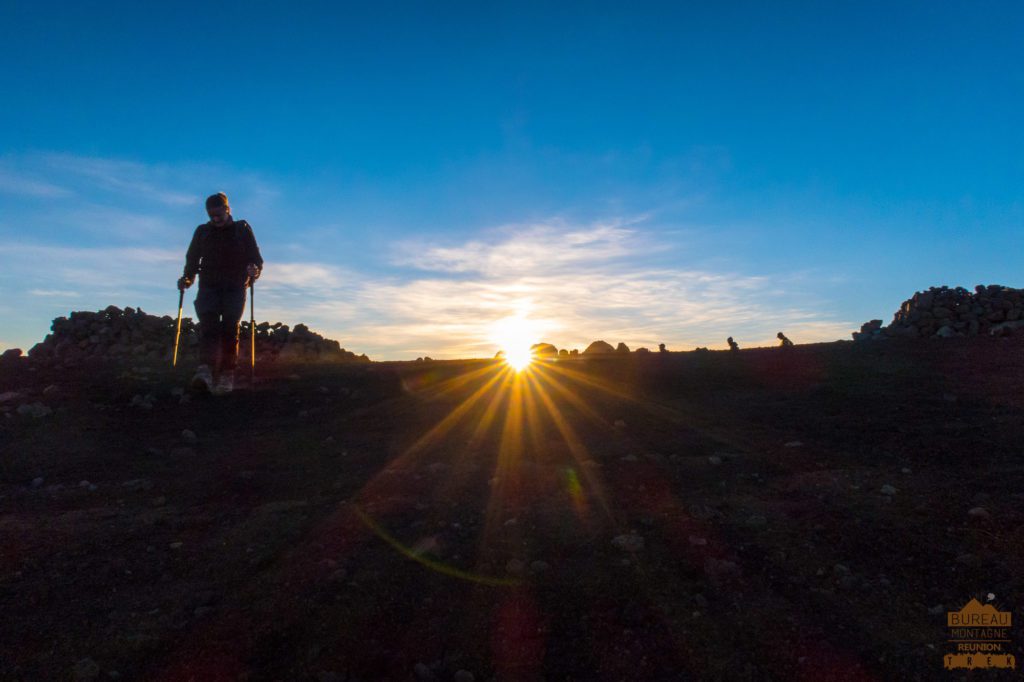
<box><xmin>727</xmin><ymin>337</ymin><xmax>739</xmax><ymax>352</ymax></box>
<box><xmin>777</xmin><ymin>332</ymin><xmax>794</xmax><ymax>348</ymax></box>
<box><xmin>658</xmin><ymin>343</ymin><xmax>667</xmax><ymax>353</ymax></box>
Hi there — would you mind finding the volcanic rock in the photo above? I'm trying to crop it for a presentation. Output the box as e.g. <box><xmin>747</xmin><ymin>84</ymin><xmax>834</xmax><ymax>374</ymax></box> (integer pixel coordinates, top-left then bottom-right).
<box><xmin>854</xmin><ymin>284</ymin><xmax>1024</xmax><ymax>341</ymax></box>
<box><xmin>531</xmin><ymin>343</ymin><xmax>559</xmax><ymax>357</ymax></box>
<box><xmin>26</xmin><ymin>306</ymin><xmax>370</xmax><ymax>366</ymax></box>
<box><xmin>583</xmin><ymin>340</ymin><xmax>615</xmax><ymax>355</ymax></box>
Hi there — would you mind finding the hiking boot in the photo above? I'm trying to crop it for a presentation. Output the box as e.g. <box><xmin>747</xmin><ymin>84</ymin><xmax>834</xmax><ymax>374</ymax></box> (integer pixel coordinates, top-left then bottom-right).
<box><xmin>191</xmin><ymin>364</ymin><xmax>213</xmax><ymax>392</ymax></box>
<box><xmin>214</xmin><ymin>371</ymin><xmax>234</xmax><ymax>395</ymax></box>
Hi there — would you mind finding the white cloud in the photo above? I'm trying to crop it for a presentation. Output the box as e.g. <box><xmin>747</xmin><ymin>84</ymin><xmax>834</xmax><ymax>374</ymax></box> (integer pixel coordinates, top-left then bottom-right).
<box><xmin>0</xmin><ymin>218</ymin><xmax>857</xmax><ymax>359</ymax></box>
<box><xmin>392</xmin><ymin>220</ymin><xmax>652</xmax><ymax>276</ymax></box>
<box><xmin>294</xmin><ymin>220</ymin><xmax>854</xmax><ymax>358</ymax></box>
<box><xmin>35</xmin><ymin>153</ymin><xmax>195</xmax><ymax>206</ymax></box>
<box><xmin>28</xmin><ymin>289</ymin><xmax>82</xmax><ymax>297</ymax></box>
<box><xmin>0</xmin><ymin>167</ymin><xmax>74</xmax><ymax>198</ymax></box>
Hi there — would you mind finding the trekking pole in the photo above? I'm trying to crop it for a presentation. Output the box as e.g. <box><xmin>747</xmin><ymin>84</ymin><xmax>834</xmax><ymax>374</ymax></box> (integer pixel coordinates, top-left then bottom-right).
<box><xmin>250</xmin><ymin>280</ymin><xmax>256</xmax><ymax>385</ymax></box>
<box><xmin>172</xmin><ymin>287</ymin><xmax>185</xmax><ymax>367</ymax></box>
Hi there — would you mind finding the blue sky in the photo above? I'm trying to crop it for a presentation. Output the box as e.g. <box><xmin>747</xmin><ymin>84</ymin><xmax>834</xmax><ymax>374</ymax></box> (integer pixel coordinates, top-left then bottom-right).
<box><xmin>1</xmin><ymin>1</ymin><xmax>1021</xmax><ymax>358</ymax></box>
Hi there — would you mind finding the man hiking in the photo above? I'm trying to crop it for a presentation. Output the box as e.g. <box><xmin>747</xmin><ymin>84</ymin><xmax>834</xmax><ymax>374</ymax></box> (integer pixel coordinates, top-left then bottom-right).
<box><xmin>177</xmin><ymin>192</ymin><xmax>263</xmax><ymax>394</ymax></box>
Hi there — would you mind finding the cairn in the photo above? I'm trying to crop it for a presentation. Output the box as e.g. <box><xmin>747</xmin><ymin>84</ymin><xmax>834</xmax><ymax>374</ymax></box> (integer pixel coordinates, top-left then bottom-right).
<box><xmin>23</xmin><ymin>306</ymin><xmax>369</xmax><ymax>366</ymax></box>
<box><xmin>854</xmin><ymin>285</ymin><xmax>1024</xmax><ymax>341</ymax></box>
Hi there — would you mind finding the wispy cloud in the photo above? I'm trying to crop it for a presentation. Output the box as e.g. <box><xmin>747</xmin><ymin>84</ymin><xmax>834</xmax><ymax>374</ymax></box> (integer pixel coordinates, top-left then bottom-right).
<box><xmin>34</xmin><ymin>153</ymin><xmax>195</xmax><ymax>206</ymax></box>
<box><xmin>0</xmin><ymin>167</ymin><xmax>74</xmax><ymax>198</ymax></box>
<box><xmin>277</xmin><ymin>220</ymin><xmax>855</xmax><ymax>358</ymax></box>
<box><xmin>0</xmin><ymin>218</ymin><xmax>857</xmax><ymax>359</ymax></box>
<box><xmin>393</xmin><ymin>220</ymin><xmax>654</xmax><ymax>276</ymax></box>
<box><xmin>28</xmin><ymin>289</ymin><xmax>82</xmax><ymax>297</ymax></box>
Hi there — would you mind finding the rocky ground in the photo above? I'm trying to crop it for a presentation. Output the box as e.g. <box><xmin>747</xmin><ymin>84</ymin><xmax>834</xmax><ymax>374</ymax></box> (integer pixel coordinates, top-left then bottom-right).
<box><xmin>1</xmin><ymin>338</ymin><xmax>1022</xmax><ymax>681</ymax></box>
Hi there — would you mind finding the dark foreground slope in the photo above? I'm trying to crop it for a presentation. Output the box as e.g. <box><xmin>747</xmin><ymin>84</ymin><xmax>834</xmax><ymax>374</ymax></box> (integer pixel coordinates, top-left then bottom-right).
<box><xmin>1</xmin><ymin>339</ymin><xmax>1022</xmax><ymax>681</ymax></box>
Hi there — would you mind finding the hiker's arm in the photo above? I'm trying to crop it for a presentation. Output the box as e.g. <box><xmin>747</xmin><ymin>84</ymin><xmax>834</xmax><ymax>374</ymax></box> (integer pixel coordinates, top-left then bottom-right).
<box><xmin>179</xmin><ymin>226</ymin><xmax>203</xmax><ymax>289</ymax></box>
<box><xmin>183</xmin><ymin>226</ymin><xmax>203</xmax><ymax>280</ymax></box>
<box><xmin>243</xmin><ymin>222</ymin><xmax>264</xmax><ymax>278</ymax></box>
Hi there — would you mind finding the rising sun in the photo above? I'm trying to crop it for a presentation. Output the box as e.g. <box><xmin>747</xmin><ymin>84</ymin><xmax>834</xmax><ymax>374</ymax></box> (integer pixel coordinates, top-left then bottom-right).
<box><xmin>491</xmin><ymin>313</ymin><xmax>543</xmax><ymax>372</ymax></box>
<box><xmin>503</xmin><ymin>343</ymin><xmax>535</xmax><ymax>371</ymax></box>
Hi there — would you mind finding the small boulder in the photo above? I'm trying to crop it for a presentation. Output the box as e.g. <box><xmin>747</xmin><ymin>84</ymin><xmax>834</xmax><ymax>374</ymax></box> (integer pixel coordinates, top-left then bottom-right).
<box><xmin>612</xmin><ymin>533</ymin><xmax>644</xmax><ymax>552</ymax></box>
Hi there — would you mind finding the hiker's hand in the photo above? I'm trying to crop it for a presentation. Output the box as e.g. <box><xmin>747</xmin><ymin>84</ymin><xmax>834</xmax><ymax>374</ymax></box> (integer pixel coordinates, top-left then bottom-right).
<box><xmin>247</xmin><ymin>263</ymin><xmax>261</xmax><ymax>280</ymax></box>
<box><xmin>177</xmin><ymin>276</ymin><xmax>193</xmax><ymax>291</ymax></box>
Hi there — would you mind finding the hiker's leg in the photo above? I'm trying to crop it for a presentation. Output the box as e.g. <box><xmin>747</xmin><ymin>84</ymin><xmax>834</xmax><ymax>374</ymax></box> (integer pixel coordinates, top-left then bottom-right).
<box><xmin>194</xmin><ymin>288</ymin><xmax>220</xmax><ymax>369</ymax></box>
<box><xmin>219</xmin><ymin>288</ymin><xmax>247</xmax><ymax>372</ymax></box>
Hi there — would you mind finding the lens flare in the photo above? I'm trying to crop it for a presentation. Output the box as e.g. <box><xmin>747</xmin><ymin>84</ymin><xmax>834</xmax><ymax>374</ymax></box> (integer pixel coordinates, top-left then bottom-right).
<box><xmin>491</xmin><ymin>314</ymin><xmax>541</xmax><ymax>372</ymax></box>
<box><xmin>504</xmin><ymin>345</ymin><xmax>534</xmax><ymax>371</ymax></box>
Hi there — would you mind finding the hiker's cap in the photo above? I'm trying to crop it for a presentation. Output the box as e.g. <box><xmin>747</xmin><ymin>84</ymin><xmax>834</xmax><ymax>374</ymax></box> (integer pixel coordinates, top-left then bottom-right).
<box><xmin>205</xmin><ymin>192</ymin><xmax>230</xmax><ymax>210</ymax></box>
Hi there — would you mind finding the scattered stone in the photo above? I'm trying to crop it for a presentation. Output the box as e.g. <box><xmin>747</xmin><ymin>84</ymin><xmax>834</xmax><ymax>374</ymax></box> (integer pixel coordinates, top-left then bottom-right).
<box><xmin>529</xmin><ymin>560</ymin><xmax>550</xmax><ymax>574</ymax></box>
<box><xmin>688</xmin><ymin>535</ymin><xmax>707</xmax><ymax>546</ymax></box>
<box><xmin>31</xmin><ymin>476</ymin><xmax>44</xmax><ymax>488</ymax></box>
<box><xmin>180</xmin><ymin>429</ymin><xmax>197</xmax><ymax>444</ymax></box>
<box><xmin>122</xmin><ymin>479</ymin><xmax>152</xmax><ymax>492</ymax></box>
<box><xmin>614</xmin><ymin>419</ymin><xmax>627</xmax><ymax>429</ymax></box>
<box><xmin>707</xmin><ymin>455</ymin><xmax>723</xmax><ymax>465</ymax></box>
<box><xmin>17</xmin><ymin>402</ymin><xmax>52</xmax><ymax>418</ymax></box>
<box><xmin>170</xmin><ymin>447</ymin><xmax>196</xmax><ymax>458</ymax></box>
<box><xmin>955</xmin><ymin>553</ymin><xmax>981</xmax><ymax>567</ymax></box>
<box><xmin>837</xmin><ymin>575</ymin><xmax>858</xmax><ymax>590</ymax></box>
<box><xmin>880</xmin><ymin>484</ymin><xmax>897</xmax><ymax>496</ymax></box>
<box><xmin>78</xmin><ymin>480</ymin><xmax>97</xmax><ymax>491</ymax></box>
<box><xmin>928</xmin><ymin>604</ymin><xmax>945</xmax><ymax>615</ymax></box>
<box><xmin>783</xmin><ymin>441</ymin><xmax>803</xmax><ymax>448</ymax></box>
<box><xmin>0</xmin><ymin>391</ymin><xmax>26</xmax><ymax>403</ymax></box>
<box><xmin>43</xmin><ymin>384</ymin><xmax>59</xmax><ymax>396</ymax></box>
<box><xmin>745</xmin><ymin>514</ymin><xmax>768</xmax><ymax>527</ymax></box>
<box><xmin>73</xmin><ymin>658</ymin><xmax>100</xmax><ymax>681</ymax></box>
<box><xmin>413</xmin><ymin>662</ymin><xmax>436</xmax><ymax>680</ymax></box>
<box><xmin>703</xmin><ymin>557</ymin><xmax>742</xmax><ymax>580</ymax></box>
<box><xmin>170</xmin><ymin>387</ymin><xmax>184</xmax><ymax>397</ymax></box>
<box><xmin>506</xmin><ymin>558</ymin><xmax>526</xmax><ymax>574</ymax></box>
<box><xmin>967</xmin><ymin>507</ymin><xmax>990</xmax><ymax>520</ymax></box>
<box><xmin>454</xmin><ymin>671</ymin><xmax>475</xmax><ymax>682</ymax></box>
<box><xmin>612</xmin><ymin>533</ymin><xmax>645</xmax><ymax>552</ymax></box>
<box><xmin>833</xmin><ymin>563</ymin><xmax>850</xmax><ymax>575</ymax></box>
<box><xmin>130</xmin><ymin>394</ymin><xmax>155</xmax><ymax>409</ymax></box>
<box><xmin>901</xmin><ymin>467</ymin><xmax>912</xmax><ymax>474</ymax></box>
<box><xmin>316</xmin><ymin>672</ymin><xmax>342</xmax><ymax>682</ymax></box>
<box><xmin>169</xmin><ymin>542</ymin><xmax>183</xmax><ymax>549</ymax></box>
<box><xmin>151</xmin><ymin>496</ymin><xmax>167</xmax><ymax>507</ymax></box>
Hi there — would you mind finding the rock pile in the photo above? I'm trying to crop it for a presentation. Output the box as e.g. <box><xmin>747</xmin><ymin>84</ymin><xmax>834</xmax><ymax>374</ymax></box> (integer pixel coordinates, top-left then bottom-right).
<box><xmin>22</xmin><ymin>306</ymin><xmax>369</xmax><ymax>365</ymax></box>
<box><xmin>854</xmin><ymin>285</ymin><xmax>1024</xmax><ymax>341</ymax></box>
<box><xmin>583</xmin><ymin>340</ymin><xmax>615</xmax><ymax>355</ymax></box>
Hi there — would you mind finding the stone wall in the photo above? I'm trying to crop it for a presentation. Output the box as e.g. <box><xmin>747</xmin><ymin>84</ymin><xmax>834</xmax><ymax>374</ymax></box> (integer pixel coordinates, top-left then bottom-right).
<box><xmin>854</xmin><ymin>285</ymin><xmax>1024</xmax><ymax>341</ymax></box>
<box><xmin>23</xmin><ymin>306</ymin><xmax>369</xmax><ymax>365</ymax></box>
